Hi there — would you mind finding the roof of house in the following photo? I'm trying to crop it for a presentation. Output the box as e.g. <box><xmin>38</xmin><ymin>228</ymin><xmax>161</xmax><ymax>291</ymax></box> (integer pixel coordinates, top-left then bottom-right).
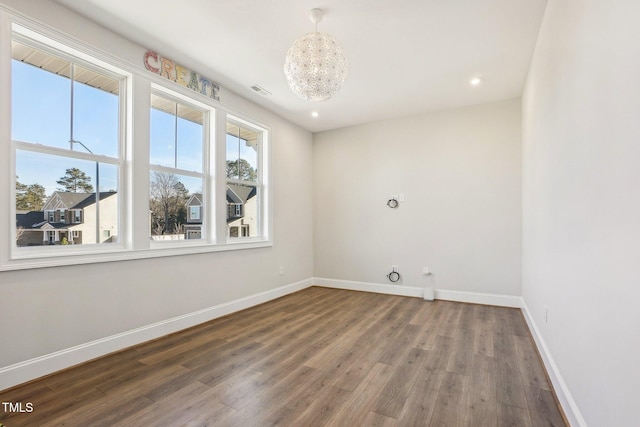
<box><xmin>186</xmin><ymin>193</ymin><xmax>203</xmax><ymax>206</ymax></box>
<box><xmin>15</xmin><ymin>211</ymin><xmax>45</xmax><ymax>229</ymax></box>
<box><xmin>190</xmin><ymin>185</ymin><xmax>257</xmax><ymax>206</ymax></box>
<box><xmin>226</xmin><ymin>184</ymin><xmax>256</xmax><ymax>204</ymax></box>
<box><xmin>43</xmin><ymin>191</ymin><xmax>117</xmax><ymax>211</ymax></box>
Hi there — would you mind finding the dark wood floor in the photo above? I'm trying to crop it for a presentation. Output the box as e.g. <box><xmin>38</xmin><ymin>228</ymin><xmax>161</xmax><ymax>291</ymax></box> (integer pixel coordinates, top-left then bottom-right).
<box><xmin>0</xmin><ymin>287</ymin><xmax>566</xmax><ymax>426</ymax></box>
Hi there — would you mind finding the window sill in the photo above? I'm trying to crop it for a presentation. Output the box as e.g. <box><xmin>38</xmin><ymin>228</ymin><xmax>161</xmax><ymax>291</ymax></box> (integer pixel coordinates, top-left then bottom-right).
<box><xmin>1</xmin><ymin>239</ymin><xmax>272</xmax><ymax>271</ymax></box>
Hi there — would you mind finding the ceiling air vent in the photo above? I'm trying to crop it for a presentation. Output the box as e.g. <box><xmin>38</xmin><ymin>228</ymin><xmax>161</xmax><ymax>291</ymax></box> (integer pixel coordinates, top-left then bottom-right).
<box><xmin>250</xmin><ymin>84</ymin><xmax>271</xmax><ymax>96</ymax></box>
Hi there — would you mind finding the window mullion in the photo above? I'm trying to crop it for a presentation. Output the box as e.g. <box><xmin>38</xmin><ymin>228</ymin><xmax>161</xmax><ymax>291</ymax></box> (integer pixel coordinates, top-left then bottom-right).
<box><xmin>214</xmin><ymin>110</ymin><xmax>228</xmax><ymax>244</ymax></box>
<box><xmin>131</xmin><ymin>75</ymin><xmax>151</xmax><ymax>250</ymax></box>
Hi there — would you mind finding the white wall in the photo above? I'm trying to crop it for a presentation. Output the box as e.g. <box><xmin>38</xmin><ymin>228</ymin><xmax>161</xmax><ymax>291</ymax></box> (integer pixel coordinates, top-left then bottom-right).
<box><xmin>314</xmin><ymin>99</ymin><xmax>522</xmax><ymax>297</ymax></box>
<box><xmin>0</xmin><ymin>0</ymin><xmax>313</xmax><ymax>376</ymax></box>
<box><xmin>522</xmin><ymin>0</ymin><xmax>640</xmax><ymax>426</ymax></box>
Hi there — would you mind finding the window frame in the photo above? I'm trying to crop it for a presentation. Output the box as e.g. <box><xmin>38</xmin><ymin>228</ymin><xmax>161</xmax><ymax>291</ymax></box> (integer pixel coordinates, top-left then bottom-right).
<box><xmin>0</xmin><ymin>12</ymin><xmax>272</xmax><ymax>271</ymax></box>
<box><xmin>8</xmin><ymin>23</ymin><xmax>129</xmax><ymax>260</ymax></box>
<box><xmin>148</xmin><ymin>86</ymin><xmax>211</xmax><ymax>247</ymax></box>
<box><xmin>224</xmin><ymin>115</ymin><xmax>269</xmax><ymax>244</ymax></box>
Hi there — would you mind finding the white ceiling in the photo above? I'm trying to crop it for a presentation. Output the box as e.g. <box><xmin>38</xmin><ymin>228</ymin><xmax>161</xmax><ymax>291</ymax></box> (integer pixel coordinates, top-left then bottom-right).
<box><xmin>54</xmin><ymin>0</ymin><xmax>548</xmax><ymax>133</ymax></box>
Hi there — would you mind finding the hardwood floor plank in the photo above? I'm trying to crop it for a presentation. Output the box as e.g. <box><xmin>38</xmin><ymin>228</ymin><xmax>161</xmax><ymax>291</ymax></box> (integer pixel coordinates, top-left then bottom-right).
<box><xmin>437</xmin><ymin>302</ymin><xmax>462</xmax><ymax>337</ymax></box>
<box><xmin>412</xmin><ymin>301</ymin><xmax>447</xmax><ymax>351</ymax></box>
<box><xmin>325</xmin><ymin>362</ymin><xmax>395</xmax><ymax>426</ymax></box>
<box><xmin>513</xmin><ymin>334</ymin><xmax>551</xmax><ymax>391</ymax></box>
<box><xmin>425</xmin><ymin>335</ymin><xmax>454</xmax><ymax>370</ymax></box>
<box><xmin>493</xmin><ymin>331</ymin><xmax>528</xmax><ymax>409</ymax></box>
<box><xmin>378</xmin><ymin>324</ymin><xmax>422</xmax><ymax>366</ymax></box>
<box><xmin>409</xmin><ymin>299</ymin><xmax>436</xmax><ymax>326</ymax></box>
<box><xmin>118</xmin><ymin>381</ymin><xmax>235</xmax><ymax>426</ymax></box>
<box><xmin>0</xmin><ymin>288</ymin><xmax>565</xmax><ymax>427</ymax></box>
<box><xmin>491</xmin><ymin>306</ymin><xmax>512</xmax><ymax>336</ymax></box>
<box><xmin>329</xmin><ymin>341</ymin><xmax>386</xmax><ymax>391</ymax></box>
<box><xmin>524</xmin><ymin>386</ymin><xmax>566</xmax><ymax>427</ymax></box>
<box><xmin>428</xmin><ymin>371</ymin><xmax>469</xmax><ymax>427</ymax></box>
<box><xmin>473</xmin><ymin>313</ymin><xmax>495</xmax><ymax>357</ymax></box>
<box><xmin>396</xmin><ymin>372</ymin><xmax>440</xmax><ymax>426</ymax></box>
<box><xmin>506</xmin><ymin>309</ymin><xmax>530</xmax><ymax>337</ymax></box>
<box><xmin>463</xmin><ymin>354</ymin><xmax>498</xmax><ymax>427</ymax></box>
<box><xmin>446</xmin><ymin>327</ymin><xmax>474</xmax><ymax>375</ymax></box>
<box><xmin>288</xmin><ymin>384</ymin><xmax>351</xmax><ymax>427</ymax></box>
<box><xmin>497</xmin><ymin>403</ymin><xmax>533</xmax><ymax>427</ymax></box>
<box><xmin>364</xmin><ymin>411</ymin><xmax>398</xmax><ymax>426</ymax></box>
<box><xmin>372</xmin><ymin>347</ymin><xmax>429</xmax><ymax>418</ymax></box>
<box><xmin>459</xmin><ymin>303</ymin><xmax>477</xmax><ymax>331</ymax></box>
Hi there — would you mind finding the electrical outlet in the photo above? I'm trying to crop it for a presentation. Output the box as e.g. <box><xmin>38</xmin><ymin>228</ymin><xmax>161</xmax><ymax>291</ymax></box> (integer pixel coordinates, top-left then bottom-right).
<box><xmin>544</xmin><ymin>305</ymin><xmax>549</xmax><ymax>323</ymax></box>
<box><xmin>279</xmin><ymin>266</ymin><xmax>284</xmax><ymax>276</ymax></box>
<box><xmin>423</xmin><ymin>266</ymin><xmax>430</xmax><ymax>275</ymax></box>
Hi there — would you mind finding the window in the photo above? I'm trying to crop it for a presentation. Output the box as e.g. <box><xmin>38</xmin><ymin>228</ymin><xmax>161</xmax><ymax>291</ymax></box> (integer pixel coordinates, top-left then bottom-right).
<box><xmin>11</xmin><ymin>32</ymin><xmax>123</xmax><ymax>249</ymax></box>
<box><xmin>189</xmin><ymin>206</ymin><xmax>200</xmax><ymax>221</ymax></box>
<box><xmin>226</xmin><ymin>119</ymin><xmax>263</xmax><ymax>239</ymax></box>
<box><xmin>3</xmin><ymin>19</ymin><xmax>270</xmax><ymax>270</ymax></box>
<box><xmin>149</xmin><ymin>92</ymin><xmax>206</xmax><ymax>241</ymax></box>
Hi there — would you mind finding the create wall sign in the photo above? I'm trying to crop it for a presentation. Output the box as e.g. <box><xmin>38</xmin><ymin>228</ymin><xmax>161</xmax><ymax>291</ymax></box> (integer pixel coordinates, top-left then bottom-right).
<box><xmin>144</xmin><ymin>51</ymin><xmax>220</xmax><ymax>101</ymax></box>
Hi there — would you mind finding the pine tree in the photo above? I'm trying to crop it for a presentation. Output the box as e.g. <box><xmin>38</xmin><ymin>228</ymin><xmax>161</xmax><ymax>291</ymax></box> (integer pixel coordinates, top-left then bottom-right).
<box><xmin>56</xmin><ymin>168</ymin><xmax>94</xmax><ymax>193</ymax></box>
<box><xmin>16</xmin><ymin>177</ymin><xmax>46</xmax><ymax>210</ymax></box>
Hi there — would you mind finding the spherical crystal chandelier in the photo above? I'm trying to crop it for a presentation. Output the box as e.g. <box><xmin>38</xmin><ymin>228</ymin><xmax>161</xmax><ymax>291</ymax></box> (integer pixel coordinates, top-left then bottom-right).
<box><xmin>284</xmin><ymin>8</ymin><xmax>348</xmax><ymax>102</ymax></box>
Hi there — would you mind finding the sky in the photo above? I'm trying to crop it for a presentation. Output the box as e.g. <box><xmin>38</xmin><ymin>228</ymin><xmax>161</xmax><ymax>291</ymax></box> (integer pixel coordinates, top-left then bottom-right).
<box><xmin>12</xmin><ymin>59</ymin><xmax>258</xmax><ymax>199</ymax></box>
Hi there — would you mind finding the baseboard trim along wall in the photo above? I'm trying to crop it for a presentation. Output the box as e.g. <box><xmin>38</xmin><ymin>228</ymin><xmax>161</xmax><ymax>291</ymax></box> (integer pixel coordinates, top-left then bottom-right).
<box><xmin>0</xmin><ymin>278</ymin><xmax>313</xmax><ymax>391</ymax></box>
<box><xmin>312</xmin><ymin>277</ymin><xmax>424</xmax><ymax>298</ymax></box>
<box><xmin>313</xmin><ymin>277</ymin><xmax>522</xmax><ymax>308</ymax></box>
<box><xmin>521</xmin><ymin>301</ymin><xmax>586</xmax><ymax>427</ymax></box>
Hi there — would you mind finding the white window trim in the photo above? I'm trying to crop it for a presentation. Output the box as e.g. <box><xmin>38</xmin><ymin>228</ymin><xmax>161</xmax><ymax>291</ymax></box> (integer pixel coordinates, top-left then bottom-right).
<box><xmin>0</xmin><ymin>10</ymin><xmax>272</xmax><ymax>271</ymax></box>
<box><xmin>149</xmin><ymin>85</ymin><xmax>212</xmax><ymax>247</ymax></box>
<box><xmin>225</xmin><ymin>114</ymin><xmax>270</xmax><ymax>244</ymax></box>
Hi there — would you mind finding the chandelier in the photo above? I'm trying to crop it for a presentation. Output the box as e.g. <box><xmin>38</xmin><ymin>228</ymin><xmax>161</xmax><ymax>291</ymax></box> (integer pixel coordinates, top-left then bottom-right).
<box><xmin>284</xmin><ymin>8</ymin><xmax>348</xmax><ymax>102</ymax></box>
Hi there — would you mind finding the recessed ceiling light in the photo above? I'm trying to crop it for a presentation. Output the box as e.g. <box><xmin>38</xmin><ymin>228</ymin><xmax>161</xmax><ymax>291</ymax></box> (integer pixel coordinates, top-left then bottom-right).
<box><xmin>470</xmin><ymin>78</ymin><xmax>482</xmax><ymax>86</ymax></box>
<box><xmin>311</xmin><ymin>111</ymin><xmax>319</xmax><ymax>118</ymax></box>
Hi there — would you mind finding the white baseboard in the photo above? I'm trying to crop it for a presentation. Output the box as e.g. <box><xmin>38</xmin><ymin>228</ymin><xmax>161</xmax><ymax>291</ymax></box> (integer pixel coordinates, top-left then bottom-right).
<box><xmin>521</xmin><ymin>301</ymin><xmax>586</xmax><ymax>427</ymax></box>
<box><xmin>435</xmin><ymin>289</ymin><xmax>522</xmax><ymax>308</ymax></box>
<box><xmin>313</xmin><ymin>277</ymin><xmax>521</xmax><ymax>307</ymax></box>
<box><xmin>313</xmin><ymin>277</ymin><xmax>424</xmax><ymax>298</ymax></box>
<box><xmin>0</xmin><ymin>278</ymin><xmax>313</xmax><ymax>391</ymax></box>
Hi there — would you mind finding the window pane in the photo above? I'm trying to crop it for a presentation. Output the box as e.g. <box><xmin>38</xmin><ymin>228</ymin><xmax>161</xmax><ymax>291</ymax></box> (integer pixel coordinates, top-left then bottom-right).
<box><xmin>226</xmin><ymin>182</ymin><xmax>258</xmax><ymax>238</ymax></box>
<box><xmin>16</xmin><ymin>151</ymin><xmax>119</xmax><ymax>246</ymax></box>
<box><xmin>73</xmin><ymin>65</ymin><xmax>120</xmax><ymax>157</ymax></box>
<box><xmin>12</xmin><ymin>42</ymin><xmax>71</xmax><ymax>149</ymax></box>
<box><xmin>150</xmin><ymin>94</ymin><xmax>203</xmax><ymax>172</ymax></box>
<box><xmin>150</xmin><ymin>106</ymin><xmax>175</xmax><ymax>168</ymax></box>
<box><xmin>226</xmin><ymin>122</ymin><xmax>258</xmax><ymax>182</ymax></box>
<box><xmin>12</xmin><ymin>42</ymin><xmax>120</xmax><ymax>157</ymax></box>
<box><xmin>149</xmin><ymin>171</ymin><xmax>203</xmax><ymax>240</ymax></box>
